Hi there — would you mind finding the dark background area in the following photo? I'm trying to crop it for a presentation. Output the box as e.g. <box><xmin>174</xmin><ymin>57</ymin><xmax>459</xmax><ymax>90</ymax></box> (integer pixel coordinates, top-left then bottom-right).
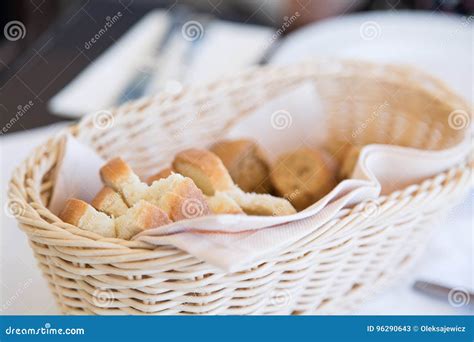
<box><xmin>0</xmin><ymin>0</ymin><xmax>472</xmax><ymax>134</ymax></box>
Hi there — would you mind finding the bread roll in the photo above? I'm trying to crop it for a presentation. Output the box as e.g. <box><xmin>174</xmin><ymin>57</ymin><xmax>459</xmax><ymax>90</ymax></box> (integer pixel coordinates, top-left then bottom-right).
<box><xmin>115</xmin><ymin>200</ymin><xmax>171</xmax><ymax>239</ymax></box>
<box><xmin>146</xmin><ymin>173</ymin><xmax>211</xmax><ymax>221</ymax></box>
<box><xmin>270</xmin><ymin>148</ymin><xmax>337</xmax><ymax>211</ymax></box>
<box><xmin>59</xmin><ymin>198</ymin><xmax>116</xmax><ymax>237</ymax></box>
<box><xmin>100</xmin><ymin>157</ymin><xmax>148</xmax><ymax>206</ymax></box>
<box><xmin>172</xmin><ymin>148</ymin><xmax>294</xmax><ymax>216</ymax></box>
<box><xmin>172</xmin><ymin>149</ymin><xmax>235</xmax><ymax>195</ymax></box>
<box><xmin>91</xmin><ymin>187</ymin><xmax>128</xmax><ymax>217</ymax></box>
<box><xmin>210</xmin><ymin>139</ymin><xmax>272</xmax><ymax>193</ymax></box>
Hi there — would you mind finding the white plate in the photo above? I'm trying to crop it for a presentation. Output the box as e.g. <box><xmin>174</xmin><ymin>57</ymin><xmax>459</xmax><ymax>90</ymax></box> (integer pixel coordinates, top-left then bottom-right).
<box><xmin>271</xmin><ymin>11</ymin><xmax>472</xmax><ymax>101</ymax></box>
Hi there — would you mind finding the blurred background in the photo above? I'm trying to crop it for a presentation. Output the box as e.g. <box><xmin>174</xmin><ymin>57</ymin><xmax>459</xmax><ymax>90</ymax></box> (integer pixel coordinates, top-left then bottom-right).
<box><xmin>0</xmin><ymin>0</ymin><xmax>472</xmax><ymax>315</ymax></box>
<box><xmin>0</xmin><ymin>0</ymin><xmax>472</xmax><ymax>131</ymax></box>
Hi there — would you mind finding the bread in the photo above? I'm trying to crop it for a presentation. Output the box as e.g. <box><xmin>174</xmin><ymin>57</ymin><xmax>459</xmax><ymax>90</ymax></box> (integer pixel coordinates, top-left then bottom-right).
<box><xmin>172</xmin><ymin>148</ymin><xmax>294</xmax><ymax>215</ymax></box>
<box><xmin>172</xmin><ymin>149</ymin><xmax>235</xmax><ymax>195</ymax></box>
<box><xmin>100</xmin><ymin>157</ymin><xmax>148</xmax><ymax>206</ymax></box>
<box><xmin>146</xmin><ymin>173</ymin><xmax>211</xmax><ymax>221</ymax></box>
<box><xmin>147</xmin><ymin>167</ymin><xmax>174</xmax><ymax>185</ymax></box>
<box><xmin>210</xmin><ymin>139</ymin><xmax>272</xmax><ymax>193</ymax></box>
<box><xmin>270</xmin><ymin>148</ymin><xmax>337</xmax><ymax>211</ymax></box>
<box><xmin>91</xmin><ymin>187</ymin><xmax>128</xmax><ymax>217</ymax></box>
<box><xmin>115</xmin><ymin>200</ymin><xmax>171</xmax><ymax>239</ymax></box>
<box><xmin>226</xmin><ymin>189</ymin><xmax>296</xmax><ymax>216</ymax></box>
<box><xmin>339</xmin><ymin>145</ymin><xmax>361</xmax><ymax>180</ymax></box>
<box><xmin>59</xmin><ymin>198</ymin><xmax>116</xmax><ymax>237</ymax></box>
<box><xmin>206</xmin><ymin>192</ymin><xmax>244</xmax><ymax>215</ymax></box>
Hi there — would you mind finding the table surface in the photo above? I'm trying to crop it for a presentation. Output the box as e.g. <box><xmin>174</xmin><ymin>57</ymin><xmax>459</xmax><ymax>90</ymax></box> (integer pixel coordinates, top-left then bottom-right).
<box><xmin>1</xmin><ymin>124</ymin><xmax>472</xmax><ymax>315</ymax></box>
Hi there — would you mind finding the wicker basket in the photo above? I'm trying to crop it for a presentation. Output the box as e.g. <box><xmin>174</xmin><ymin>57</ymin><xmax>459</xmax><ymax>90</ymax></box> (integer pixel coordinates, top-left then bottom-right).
<box><xmin>8</xmin><ymin>60</ymin><xmax>471</xmax><ymax>315</ymax></box>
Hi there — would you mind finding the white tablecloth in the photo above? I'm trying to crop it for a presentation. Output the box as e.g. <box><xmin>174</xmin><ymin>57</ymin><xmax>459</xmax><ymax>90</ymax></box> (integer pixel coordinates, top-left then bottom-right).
<box><xmin>1</xmin><ymin>124</ymin><xmax>472</xmax><ymax>315</ymax></box>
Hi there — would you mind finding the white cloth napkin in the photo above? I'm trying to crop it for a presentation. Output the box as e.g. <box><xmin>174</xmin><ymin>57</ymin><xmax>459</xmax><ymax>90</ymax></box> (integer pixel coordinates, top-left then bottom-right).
<box><xmin>48</xmin><ymin>10</ymin><xmax>273</xmax><ymax>118</ymax></box>
<box><xmin>48</xmin><ymin>83</ymin><xmax>470</xmax><ymax>271</ymax></box>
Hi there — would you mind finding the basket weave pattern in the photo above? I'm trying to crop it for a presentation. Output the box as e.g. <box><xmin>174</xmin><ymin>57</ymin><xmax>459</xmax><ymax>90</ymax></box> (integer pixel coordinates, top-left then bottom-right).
<box><xmin>8</xmin><ymin>61</ymin><xmax>471</xmax><ymax>314</ymax></box>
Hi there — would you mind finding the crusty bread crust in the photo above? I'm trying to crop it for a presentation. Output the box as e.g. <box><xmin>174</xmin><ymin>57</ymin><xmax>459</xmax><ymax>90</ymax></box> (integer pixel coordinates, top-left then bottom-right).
<box><xmin>167</xmin><ymin>178</ymin><xmax>211</xmax><ymax>221</ymax></box>
<box><xmin>211</xmin><ymin>140</ymin><xmax>254</xmax><ymax>171</ymax></box>
<box><xmin>100</xmin><ymin>157</ymin><xmax>133</xmax><ymax>185</ymax></box>
<box><xmin>147</xmin><ymin>167</ymin><xmax>174</xmax><ymax>185</ymax></box>
<box><xmin>100</xmin><ymin>157</ymin><xmax>148</xmax><ymax>206</ymax></box>
<box><xmin>270</xmin><ymin>148</ymin><xmax>336</xmax><ymax>211</ymax></box>
<box><xmin>172</xmin><ymin>148</ymin><xmax>235</xmax><ymax>195</ymax></box>
<box><xmin>59</xmin><ymin>198</ymin><xmax>116</xmax><ymax>237</ymax></box>
<box><xmin>115</xmin><ymin>200</ymin><xmax>171</xmax><ymax>239</ymax></box>
<box><xmin>133</xmin><ymin>201</ymin><xmax>171</xmax><ymax>230</ymax></box>
<box><xmin>210</xmin><ymin>139</ymin><xmax>272</xmax><ymax>194</ymax></box>
<box><xmin>59</xmin><ymin>198</ymin><xmax>88</xmax><ymax>226</ymax></box>
<box><xmin>91</xmin><ymin>187</ymin><xmax>128</xmax><ymax>217</ymax></box>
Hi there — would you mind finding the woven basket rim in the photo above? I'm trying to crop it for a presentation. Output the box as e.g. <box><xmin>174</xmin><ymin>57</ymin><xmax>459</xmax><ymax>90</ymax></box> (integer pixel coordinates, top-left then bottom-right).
<box><xmin>7</xmin><ymin>59</ymin><xmax>472</xmax><ymax>254</ymax></box>
<box><xmin>76</xmin><ymin>59</ymin><xmax>471</xmax><ymax>129</ymax></box>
